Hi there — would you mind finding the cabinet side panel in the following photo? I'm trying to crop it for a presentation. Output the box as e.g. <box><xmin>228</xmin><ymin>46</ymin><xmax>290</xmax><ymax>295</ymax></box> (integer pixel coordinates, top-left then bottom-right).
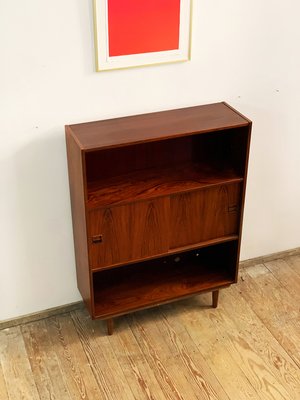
<box><xmin>65</xmin><ymin>128</ymin><xmax>92</xmax><ymax>314</ymax></box>
<box><xmin>234</xmin><ymin>124</ymin><xmax>252</xmax><ymax>281</ymax></box>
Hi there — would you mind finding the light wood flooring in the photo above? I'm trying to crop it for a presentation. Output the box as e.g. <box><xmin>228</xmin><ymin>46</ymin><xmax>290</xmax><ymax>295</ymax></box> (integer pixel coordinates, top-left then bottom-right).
<box><xmin>1</xmin><ymin>255</ymin><xmax>300</xmax><ymax>399</ymax></box>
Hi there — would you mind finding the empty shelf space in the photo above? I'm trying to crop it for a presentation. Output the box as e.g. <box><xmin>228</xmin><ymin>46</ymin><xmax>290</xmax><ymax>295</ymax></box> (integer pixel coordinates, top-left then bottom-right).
<box><xmin>87</xmin><ymin>163</ymin><xmax>243</xmax><ymax>208</ymax></box>
<box><xmin>93</xmin><ymin>245</ymin><xmax>236</xmax><ymax>318</ymax></box>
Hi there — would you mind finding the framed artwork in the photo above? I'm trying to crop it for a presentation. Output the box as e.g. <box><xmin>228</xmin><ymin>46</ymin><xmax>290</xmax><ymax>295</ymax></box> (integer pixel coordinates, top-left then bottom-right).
<box><xmin>93</xmin><ymin>0</ymin><xmax>192</xmax><ymax>71</ymax></box>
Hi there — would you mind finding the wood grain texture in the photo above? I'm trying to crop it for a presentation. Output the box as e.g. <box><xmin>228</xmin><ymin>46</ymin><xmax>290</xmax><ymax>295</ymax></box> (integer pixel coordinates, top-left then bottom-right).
<box><xmin>45</xmin><ymin>315</ymin><xmax>104</xmax><ymax>399</ymax></box>
<box><xmin>65</xmin><ymin>102</ymin><xmax>251</xmax><ymax>323</ymax></box>
<box><xmin>148</xmin><ymin>308</ymin><xmax>229</xmax><ymax>400</ymax></box>
<box><xmin>21</xmin><ymin>320</ymin><xmax>71</xmax><ymax>400</ymax></box>
<box><xmin>240</xmin><ymin>265</ymin><xmax>300</xmax><ymax>368</ymax></box>
<box><xmin>264</xmin><ymin>258</ymin><xmax>300</xmax><ymax>301</ymax></box>
<box><xmin>0</xmin><ymin>327</ymin><xmax>40</xmax><ymax>400</ymax></box>
<box><xmin>66</xmin><ymin>102</ymin><xmax>249</xmax><ymax>151</ymax></box>
<box><xmin>224</xmin><ymin>286</ymin><xmax>300</xmax><ymax>399</ymax></box>
<box><xmin>170</xmin><ymin>183</ymin><xmax>241</xmax><ymax>248</ymax></box>
<box><xmin>87</xmin><ymin>163</ymin><xmax>243</xmax><ymax>208</ymax></box>
<box><xmin>92</xmin><ymin>247</ymin><xmax>234</xmax><ymax>318</ymax></box>
<box><xmin>212</xmin><ymin>295</ymin><xmax>293</xmax><ymax>399</ymax></box>
<box><xmin>0</xmin><ymin>362</ymin><xmax>9</xmax><ymax>400</ymax></box>
<box><xmin>71</xmin><ymin>308</ymin><xmax>165</xmax><ymax>400</ymax></box>
<box><xmin>70</xmin><ymin>310</ymin><xmax>135</xmax><ymax>400</ymax></box>
<box><xmin>128</xmin><ymin>313</ymin><xmax>191</xmax><ymax>400</ymax></box>
<box><xmin>110</xmin><ymin>320</ymin><xmax>167</xmax><ymax>400</ymax></box>
<box><xmin>88</xmin><ymin>198</ymin><xmax>169</xmax><ymax>269</ymax></box>
<box><xmin>180</xmin><ymin>294</ymin><xmax>298</xmax><ymax>399</ymax></box>
<box><xmin>285</xmin><ymin>255</ymin><xmax>300</xmax><ymax>277</ymax></box>
<box><xmin>65</xmin><ymin>128</ymin><xmax>92</xmax><ymax>314</ymax></box>
<box><xmin>1</xmin><ymin>255</ymin><xmax>300</xmax><ymax>399</ymax></box>
<box><xmin>162</xmin><ymin>298</ymin><xmax>263</xmax><ymax>400</ymax></box>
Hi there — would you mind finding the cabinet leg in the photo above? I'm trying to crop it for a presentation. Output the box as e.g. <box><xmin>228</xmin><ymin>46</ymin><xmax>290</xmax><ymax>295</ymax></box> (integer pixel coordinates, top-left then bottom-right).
<box><xmin>212</xmin><ymin>290</ymin><xmax>219</xmax><ymax>308</ymax></box>
<box><xmin>107</xmin><ymin>319</ymin><xmax>114</xmax><ymax>335</ymax></box>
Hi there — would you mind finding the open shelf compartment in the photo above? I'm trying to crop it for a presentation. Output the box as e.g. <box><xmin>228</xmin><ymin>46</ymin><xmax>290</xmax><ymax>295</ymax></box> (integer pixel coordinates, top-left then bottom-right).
<box><xmin>87</xmin><ymin>163</ymin><xmax>243</xmax><ymax>208</ymax></box>
<box><xmin>85</xmin><ymin>127</ymin><xmax>249</xmax><ymax>209</ymax></box>
<box><xmin>92</xmin><ymin>240</ymin><xmax>238</xmax><ymax>319</ymax></box>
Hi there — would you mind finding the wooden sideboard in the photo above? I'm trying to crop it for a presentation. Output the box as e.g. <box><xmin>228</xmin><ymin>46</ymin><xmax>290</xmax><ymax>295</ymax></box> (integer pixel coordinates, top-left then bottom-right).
<box><xmin>66</xmin><ymin>102</ymin><xmax>252</xmax><ymax>334</ymax></box>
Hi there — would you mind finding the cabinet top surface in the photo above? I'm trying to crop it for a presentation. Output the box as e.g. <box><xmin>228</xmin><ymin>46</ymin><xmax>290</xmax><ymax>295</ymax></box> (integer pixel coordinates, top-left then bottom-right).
<box><xmin>66</xmin><ymin>102</ymin><xmax>251</xmax><ymax>151</ymax></box>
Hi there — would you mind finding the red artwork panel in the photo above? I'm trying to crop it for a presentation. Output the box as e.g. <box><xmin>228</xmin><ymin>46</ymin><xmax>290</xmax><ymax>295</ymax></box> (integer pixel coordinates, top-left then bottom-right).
<box><xmin>108</xmin><ymin>0</ymin><xmax>181</xmax><ymax>57</ymax></box>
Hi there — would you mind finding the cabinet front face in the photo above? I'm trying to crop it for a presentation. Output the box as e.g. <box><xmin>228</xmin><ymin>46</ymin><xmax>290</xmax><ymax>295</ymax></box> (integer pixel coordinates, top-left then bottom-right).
<box><xmin>88</xmin><ymin>198</ymin><xmax>169</xmax><ymax>269</ymax></box>
<box><xmin>170</xmin><ymin>183</ymin><xmax>242</xmax><ymax>249</ymax></box>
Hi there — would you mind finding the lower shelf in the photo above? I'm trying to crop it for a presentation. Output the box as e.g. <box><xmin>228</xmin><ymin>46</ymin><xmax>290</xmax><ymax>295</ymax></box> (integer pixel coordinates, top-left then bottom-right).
<box><xmin>92</xmin><ymin>241</ymin><xmax>238</xmax><ymax>319</ymax></box>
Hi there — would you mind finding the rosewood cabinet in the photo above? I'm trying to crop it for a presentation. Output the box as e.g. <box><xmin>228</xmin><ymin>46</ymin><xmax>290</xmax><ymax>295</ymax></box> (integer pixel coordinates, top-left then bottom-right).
<box><xmin>65</xmin><ymin>102</ymin><xmax>251</xmax><ymax>335</ymax></box>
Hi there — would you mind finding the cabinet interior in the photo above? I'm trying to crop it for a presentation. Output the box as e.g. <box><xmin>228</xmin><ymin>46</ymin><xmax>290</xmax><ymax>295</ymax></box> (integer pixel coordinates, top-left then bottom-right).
<box><xmin>85</xmin><ymin>127</ymin><xmax>249</xmax><ymax>208</ymax></box>
<box><xmin>92</xmin><ymin>240</ymin><xmax>238</xmax><ymax>318</ymax></box>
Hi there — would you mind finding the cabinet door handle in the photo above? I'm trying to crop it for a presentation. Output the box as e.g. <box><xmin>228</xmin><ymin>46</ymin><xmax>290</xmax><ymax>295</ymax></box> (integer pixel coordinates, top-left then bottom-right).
<box><xmin>91</xmin><ymin>234</ymin><xmax>103</xmax><ymax>244</ymax></box>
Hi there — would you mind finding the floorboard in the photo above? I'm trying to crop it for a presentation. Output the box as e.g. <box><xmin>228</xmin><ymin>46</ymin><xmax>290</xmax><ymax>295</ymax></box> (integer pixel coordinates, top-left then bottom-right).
<box><xmin>0</xmin><ymin>326</ymin><xmax>40</xmax><ymax>400</ymax></box>
<box><xmin>1</xmin><ymin>256</ymin><xmax>300</xmax><ymax>399</ymax></box>
<box><xmin>21</xmin><ymin>319</ymin><xmax>71</xmax><ymax>400</ymax></box>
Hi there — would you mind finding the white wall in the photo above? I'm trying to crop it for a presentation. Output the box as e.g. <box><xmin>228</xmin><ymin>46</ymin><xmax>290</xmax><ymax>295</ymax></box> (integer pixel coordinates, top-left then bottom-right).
<box><xmin>1</xmin><ymin>0</ymin><xmax>300</xmax><ymax>320</ymax></box>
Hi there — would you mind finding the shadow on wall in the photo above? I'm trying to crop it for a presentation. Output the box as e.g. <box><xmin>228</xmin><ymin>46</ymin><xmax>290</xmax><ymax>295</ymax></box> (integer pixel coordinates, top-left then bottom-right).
<box><xmin>11</xmin><ymin>129</ymin><xmax>79</xmax><ymax>315</ymax></box>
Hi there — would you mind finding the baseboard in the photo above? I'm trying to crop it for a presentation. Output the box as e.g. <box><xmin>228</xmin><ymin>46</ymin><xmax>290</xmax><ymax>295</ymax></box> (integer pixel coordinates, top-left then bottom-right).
<box><xmin>0</xmin><ymin>301</ymin><xmax>83</xmax><ymax>331</ymax></box>
<box><xmin>1</xmin><ymin>246</ymin><xmax>299</xmax><ymax>331</ymax></box>
<box><xmin>239</xmin><ymin>246</ymin><xmax>300</xmax><ymax>268</ymax></box>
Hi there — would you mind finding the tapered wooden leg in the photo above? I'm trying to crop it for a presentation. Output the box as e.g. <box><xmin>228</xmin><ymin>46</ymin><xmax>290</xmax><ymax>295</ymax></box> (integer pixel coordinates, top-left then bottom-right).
<box><xmin>212</xmin><ymin>290</ymin><xmax>219</xmax><ymax>308</ymax></box>
<box><xmin>107</xmin><ymin>318</ymin><xmax>114</xmax><ymax>335</ymax></box>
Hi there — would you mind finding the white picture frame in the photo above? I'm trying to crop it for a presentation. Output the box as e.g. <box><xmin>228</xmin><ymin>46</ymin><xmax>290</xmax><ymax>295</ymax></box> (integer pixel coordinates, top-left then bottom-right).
<box><xmin>93</xmin><ymin>0</ymin><xmax>192</xmax><ymax>71</ymax></box>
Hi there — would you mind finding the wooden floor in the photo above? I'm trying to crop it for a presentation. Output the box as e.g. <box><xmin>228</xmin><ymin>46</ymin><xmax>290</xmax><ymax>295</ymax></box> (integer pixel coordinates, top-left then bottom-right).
<box><xmin>1</xmin><ymin>255</ymin><xmax>300</xmax><ymax>399</ymax></box>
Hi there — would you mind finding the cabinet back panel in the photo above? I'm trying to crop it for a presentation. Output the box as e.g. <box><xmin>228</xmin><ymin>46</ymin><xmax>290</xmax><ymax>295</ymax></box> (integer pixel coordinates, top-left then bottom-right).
<box><xmin>85</xmin><ymin>127</ymin><xmax>249</xmax><ymax>184</ymax></box>
<box><xmin>192</xmin><ymin>127</ymin><xmax>249</xmax><ymax>176</ymax></box>
<box><xmin>85</xmin><ymin>136</ymin><xmax>193</xmax><ymax>182</ymax></box>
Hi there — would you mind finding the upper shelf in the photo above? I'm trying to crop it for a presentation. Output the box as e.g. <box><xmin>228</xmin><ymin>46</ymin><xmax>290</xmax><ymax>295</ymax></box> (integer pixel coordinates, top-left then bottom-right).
<box><xmin>66</xmin><ymin>102</ymin><xmax>251</xmax><ymax>151</ymax></box>
<box><xmin>87</xmin><ymin>163</ymin><xmax>243</xmax><ymax>209</ymax></box>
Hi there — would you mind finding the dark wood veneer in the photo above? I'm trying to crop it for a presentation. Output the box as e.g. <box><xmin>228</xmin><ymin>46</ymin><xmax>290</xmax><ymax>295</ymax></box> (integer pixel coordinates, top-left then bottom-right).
<box><xmin>88</xmin><ymin>198</ymin><xmax>169</xmax><ymax>269</ymax></box>
<box><xmin>66</xmin><ymin>102</ymin><xmax>251</xmax><ymax>334</ymax></box>
<box><xmin>87</xmin><ymin>163</ymin><xmax>243</xmax><ymax>209</ymax></box>
<box><xmin>93</xmin><ymin>242</ymin><xmax>237</xmax><ymax>319</ymax></box>
<box><xmin>65</xmin><ymin>128</ymin><xmax>92</xmax><ymax>314</ymax></box>
<box><xmin>68</xmin><ymin>102</ymin><xmax>249</xmax><ymax>151</ymax></box>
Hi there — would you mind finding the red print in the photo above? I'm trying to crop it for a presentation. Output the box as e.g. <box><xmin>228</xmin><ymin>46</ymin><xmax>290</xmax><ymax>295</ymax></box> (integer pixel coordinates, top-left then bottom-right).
<box><xmin>108</xmin><ymin>0</ymin><xmax>181</xmax><ymax>57</ymax></box>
